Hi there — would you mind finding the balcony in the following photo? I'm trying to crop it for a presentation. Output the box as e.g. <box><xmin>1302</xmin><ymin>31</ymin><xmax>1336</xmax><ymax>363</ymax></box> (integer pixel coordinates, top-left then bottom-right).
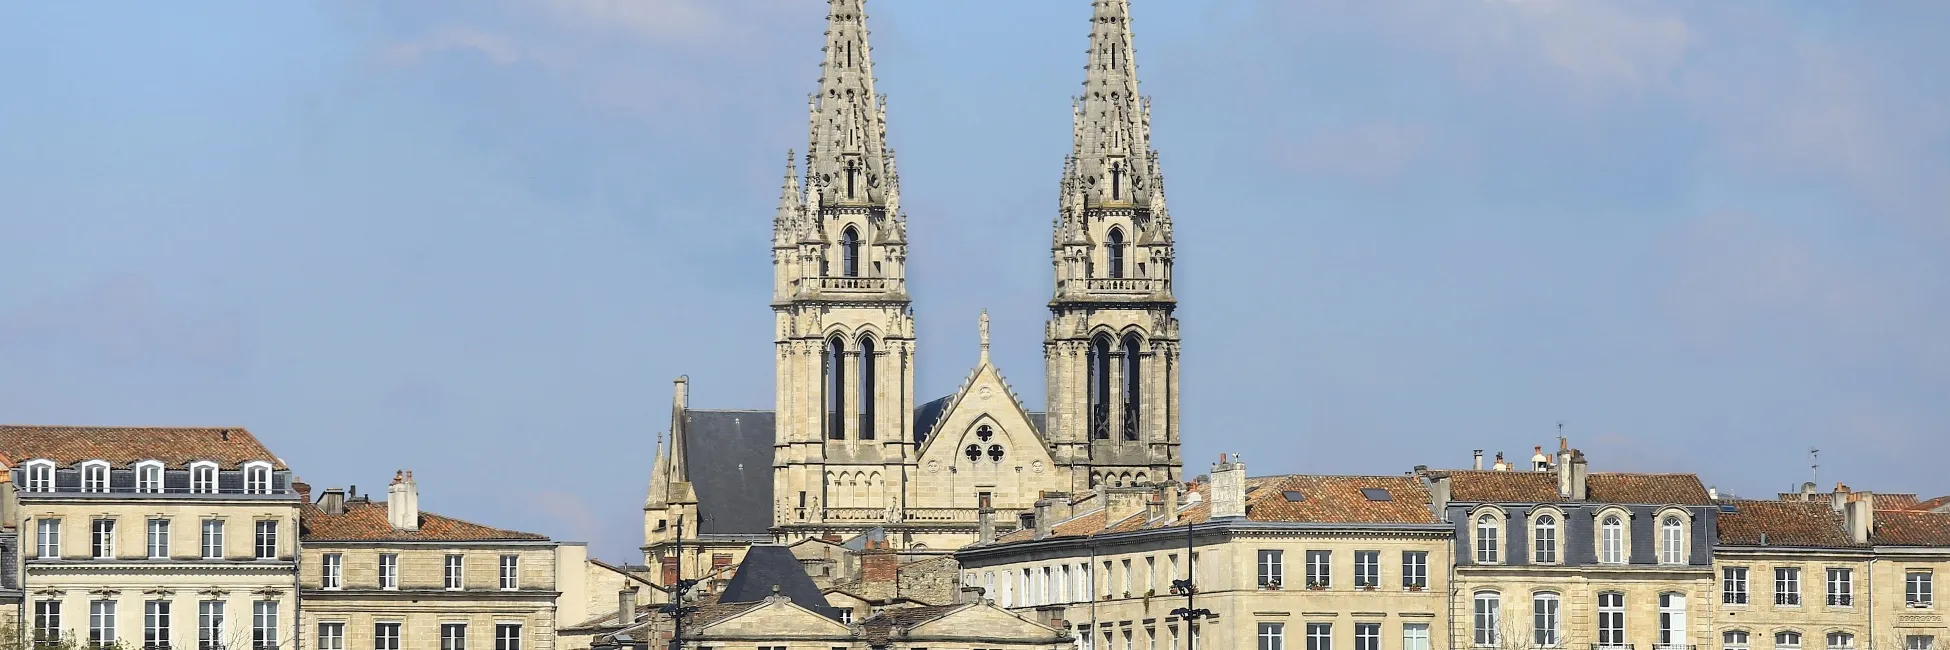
<box><xmin>805</xmin><ymin>276</ymin><xmax>896</xmax><ymax>294</ymax></box>
<box><xmin>1061</xmin><ymin>277</ymin><xmax>1169</xmax><ymax>296</ymax></box>
<box><xmin>1654</xmin><ymin>645</ymin><xmax>1697</xmax><ymax>650</ymax></box>
<box><xmin>1591</xmin><ymin>645</ymin><xmax>1636</xmax><ymax>650</ymax></box>
<box><xmin>817</xmin><ymin>507</ymin><xmax>1030</xmax><ymax>524</ymax></box>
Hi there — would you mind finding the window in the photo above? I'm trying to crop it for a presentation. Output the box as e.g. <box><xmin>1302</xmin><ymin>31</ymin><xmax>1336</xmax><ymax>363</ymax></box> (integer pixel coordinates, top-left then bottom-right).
<box><xmin>441</xmin><ymin>624</ymin><xmax>466</xmax><ymax>650</ymax></box>
<box><xmin>1725</xmin><ymin>631</ymin><xmax>1750</xmax><ymax>650</ymax></box>
<box><xmin>322</xmin><ymin>553</ymin><xmax>343</xmax><ymax>589</ymax></box>
<box><xmin>1777</xmin><ymin>567</ymin><xmax>1802</xmax><ymax>606</ymax></box>
<box><xmin>374</xmin><ymin>623</ymin><xmax>402</xmax><ymax>650</ymax></box>
<box><xmin>1476</xmin><ymin>514</ymin><xmax>1500</xmax><ymax>563</ymax></box>
<box><xmin>824</xmin><ymin>337</ymin><xmax>845</xmax><ymax>440</ymax></box>
<box><xmin>1473</xmin><ymin>592</ymin><xmax>1501</xmax><ymax>647</ymax></box>
<box><xmin>1402</xmin><ymin>551</ymin><xmax>1428</xmax><ymax>589</ymax></box>
<box><xmin>1827</xmin><ymin>568</ymin><xmax>1853</xmax><ymax>606</ymax></box>
<box><xmin>1777</xmin><ymin>632</ymin><xmax>1804</xmax><ymax>650</ymax></box>
<box><xmin>857</xmin><ymin>335</ymin><xmax>876</xmax><ymax>440</ymax></box>
<box><xmin>379</xmin><ymin>553</ymin><xmax>399</xmax><ymax>589</ymax></box>
<box><xmin>1600</xmin><ymin>514</ymin><xmax>1625</xmax><ymax>564</ymax></box>
<box><xmin>1088</xmin><ymin>335</ymin><xmax>1112</xmax><ymax>439</ymax></box>
<box><xmin>499</xmin><ymin>554</ymin><xmax>519</xmax><ymax>590</ymax></box>
<box><xmin>446</xmin><ymin>554</ymin><xmax>465</xmax><ymax>589</ymax></box>
<box><xmin>201</xmin><ymin>519</ymin><xmax>225</xmax><ymax>559</ymax></box>
<box><xmin>190</xmin><ymin>463</ymin><xmax>217</xmax><ymax>495</ymax></box>
<box><xmin>1828</xmin><ymin>633</ymin><xmax>1855</xmax><ymax>650</ymax></box>
<box><xmin>91</xmin><ymin>599</ymin><xmax>117</xmax><ymax>646</ymax></box>
<box><xmin>1724</xmin><ymin>566</ymin><xmax>1750</xmax><ymax>604</ymax></box>
<box><xmin>148</xmin><ymin>519</ymin><xmax>170</xmax><ymax>559</ymax></box>
<box><xmin>839</xmin><ymin>226</ymin><xmax>860</xmax><ymax>277</ymax></box>
<box><xmin>1306</xmin><ymin>550</ymin><xmax>1331</xmax><ymax>588</ymax></box>
<box><xmin>25</xmin><ymin>460</ymin><xmax>54</xmax><ymax>492</ymax></box>
<box><xmin>254</xmin><ymin>520</ymin><xmax>277</xmax><ymax>560</ymax></box>
<box><xmin>1403</xmin><ymin>624</ymin><xmax>1430</xmax><ymax>650</ymax></box>
<box><xmin>82</xmin><ymin>461</ymin><xmax>110</xmax><ymax>493</ymax></box>
<box><xmin>136</xmin><ymin>461</ymin><xmax>164</xmax><ymax>494</ymax></box>
<box><xmin>34</xmin><ymin>601</ymin><xmax>61</xmax><ymax>646</ymax></box>
<box><xmin>1107</xmin><ymin>228</ymin><xmax>1127</xmax><ymax>279</ymax></box>
<box><xmin>244</xmin><ymin>463</ymin><xmax>271</xmax><ymax>495</ymax></box>
<box><xmin>318</xmin><ymin>623</ymin><xmax>345</xmax><ymax>650</ymax></box>
<box><xmin>1534</xmin><ymin>592</ymin><xmax>1561</xmax><ymax>647</ymax></box>
<box><xmin>1659</xmin><ymin>592</ymin><xmax>1688</xmax><ymax>647</ymax></box>
<box><xmin>1534</xmin><ymin>514</ymin><xmax>1558</xmax><ymax>563</ymax></box>
<box><xmin>1305</xmin><ymin>623</ymin><xmax>1330</xmax><ymax>650</ymax></box>
<box><xmin>1355</xmin><ymin>623</ymin><xmax>1379</xmax><ymax>650</ymax></box>
<box><xmin>1909</xmin><ymin>571</ymin><xmax>1934</xmax><ymax>607</ymax></box>
<box><xmin>1257</xmin><ymin>550</ymin><xmax>1283</xmax><ymax>588</ymax></box>
<box><xmin>1354</xmin><ymin>551</ymin><xmax>1379</xmax><ymax>588</ymax></box>
<box><xmin>494</xmin><ymin>625</ymin><xmax>520</xmax><ymax>650</ymax></box>
<box><xmin>1907</xmin><ymin>636</ymin><xmax>1935</xmax><ymax>650</ymax></box>
<box><xmin>251</xmin><ymin>602</ymin><xmax>277</xmax><ymax>650</ymax></box>
<box><xmin>38</xmin><ymin>518</ymin><xmax>61</xmax><ymax>559</ymax></box>
<box><xmin>92</xmin><ymin>518</ymin><xmax>116</xmax><ymax>559</ymax></box>
<box><xmin>145</xmin><ymin>600</ymin><xmax>170</xmax><ymax>650</ymax></box>
<box><xmin>1598</xmin><ymin>592</ymin><xmax>1626</xmax><ymax>647</ymax></box>
<box><xmin>1661</xmin><ymin>515</ymin><xmax>1687</xmax><ymax>564</ymax></box>
<box><xmin>197</xmin><ymin>601</ymin><xmax>224</xmax><ymax>650</ymax></box>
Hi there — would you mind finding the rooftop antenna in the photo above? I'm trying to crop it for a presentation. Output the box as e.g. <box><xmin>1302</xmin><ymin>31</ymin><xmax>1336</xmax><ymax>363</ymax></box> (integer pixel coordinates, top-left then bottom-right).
<box><xmin>1810</xmin><ymin>447</ymin><xmax>1820</xmax><ymax>486</ymax></box>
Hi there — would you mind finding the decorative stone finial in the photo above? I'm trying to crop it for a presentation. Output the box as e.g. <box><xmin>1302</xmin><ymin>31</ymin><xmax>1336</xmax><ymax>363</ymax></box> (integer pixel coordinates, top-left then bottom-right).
<box><xmin>978</xmin><ymin>309</ymin><xmax>990</xmax><ymax>364</ymax></box>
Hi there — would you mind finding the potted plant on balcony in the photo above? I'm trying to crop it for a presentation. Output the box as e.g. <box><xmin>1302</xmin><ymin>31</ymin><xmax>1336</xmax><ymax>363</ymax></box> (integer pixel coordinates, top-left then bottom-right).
<box><xmin>1306</xmin><ymin>580</ymin><xmax>1329</xmax><ymax>591</ymax></box>
<box><xmin>1261</xmin><ymin>579</ymin><xmax>1281</xmax><ymax>591</ymax></box>
<box><xmin>1358</xmin><ymin>583</ymin><xmax>1378</xmax><ymax>592</ymax></box>
<box><xmin>1405</xmin><ymin>582</ymin><xmax>1426</xmax><ymax>592</ymax></box>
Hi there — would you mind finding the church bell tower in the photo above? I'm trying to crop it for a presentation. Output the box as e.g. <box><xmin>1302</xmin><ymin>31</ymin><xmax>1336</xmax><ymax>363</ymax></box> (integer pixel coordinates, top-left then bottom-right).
<box><xmin>1046</xmin><ymin>0</ymin><xmax>1181</xmax><ymax>491</ymax></box>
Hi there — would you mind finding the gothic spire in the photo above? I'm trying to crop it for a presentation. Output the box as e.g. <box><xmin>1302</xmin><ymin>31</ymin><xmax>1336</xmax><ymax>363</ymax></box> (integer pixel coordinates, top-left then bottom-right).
<box><xmin>805</xmin><ymin>0</ymin><xmax>896</xmax><ymax>209</ymax></box>
<box><xmin>666</xmin><ymin>376</ymin><xmax>695</xmax><ymax>504</ymax></box>
<box><xmin>1066</xmin><ymin>0</ymin><xmax>1160</xmax><ymax>212</ymax></box>
<box><xmin>774</xmin><ymin>149</ymin><xmax>805</xmax><ymax>240</ymax></box>
<box><xmin>645</xmin><ymin>432</ymin><xmax>668</xmax><ymax>508</ymax></box>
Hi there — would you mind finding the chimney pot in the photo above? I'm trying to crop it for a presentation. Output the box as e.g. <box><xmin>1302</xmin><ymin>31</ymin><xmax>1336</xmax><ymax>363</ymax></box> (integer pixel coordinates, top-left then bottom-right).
<box><xmin>618</xmin><ymin>587</ymin><xmax>638</xmax><ymax>626</ymax></box>
<box><xmin>1473</xmin><ymin>450</ymin><xmax>1484</xmax><ymax>471</ymax></box>
<box><xmin>320</xmin><ymin>488</ymin><xmax>347</xmax><ymax>516</ymax></box>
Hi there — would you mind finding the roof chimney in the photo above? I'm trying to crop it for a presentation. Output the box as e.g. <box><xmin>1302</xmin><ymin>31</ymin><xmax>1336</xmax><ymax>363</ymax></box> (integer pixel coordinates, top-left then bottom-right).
<box><xmin>977</xmin><ymin>506</ymin><xmax>996</xmax><ymax>544</ymax></box>
<box><xmin>1428</xmin><ymin>473</ymin><xmax>1452</xmax><ymax>523</ymax></box>
<box><xmin>1032</xmin><ymin>499</ymin><xmax>1056</xmax><ymax>539</ymax></box>
<box><xmin>387</xmin><ymin>470</ymin><xmax>420</xmax><ymax>531</ymax></box>
<box><xmin>673</xmin><ymin>375</ymin><xmax>689</xmax><ymax>410</ymax></box>
<box><xmin>1568</xmin><ymin>450</ymin><xmax>1588</xmax><ymax>501</ymax></box>
<box><xmin>293</xmin><ymin>481</ymin><xmax>312</xmax><ymax>502</ymax></box>
<box><xmin>1473</xmin><ymin>450</ymin><xmax>1484</xmax><ymax>471</ymax></box>
<box><xmin>1492</xmin><ymin>451</ymin><xmax>1508</xmax><ymax>472</ymax></box>
<box><xmin>1531</xmin><ymin>446</ymin><xmax>1550</xmax><ymax>472</ymax></box>
<box><xmin>618</xmin><ymin>587</ymin><xmax>638</xmax><ymax>626</ymax></box>
<box><xmin>320</xmin><ymin>488</ymin><xmax>347</xmax><ymax>516</ymax></box>
<box><xmin>1556</xmin><ymin>443</ymin><xmax>1574</xmax><ymax>499</ymax></box>
<box><xmin>1106</xmin><ymin>487</ymin><xmax>1149</xmax><ymax>525</ymax></box>
<box><xmin>1210</xmin><ymin>454</ymin><xmax>1248</xmax><ymax>519</ymax></box>
<box><xmin>1831</xmin><ymin>483</ymin><xmax>1851</xmax><ymax>513</ymax></box>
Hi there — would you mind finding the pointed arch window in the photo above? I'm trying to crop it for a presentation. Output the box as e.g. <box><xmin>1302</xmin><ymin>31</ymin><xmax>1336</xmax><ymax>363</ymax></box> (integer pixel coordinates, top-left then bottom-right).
<box><xmin>840</xmin><ymin>226</ymin><xmax>861</xmax><ymax>277</ymax></box>
<box><xmin>825</xmin><ymin>337</ymin><xmax>847</xmax><ymax>440</ymax></box>
<box><xmin>857</xmin><ymin>335</ymin><xmax>876</xmax><ymax>440</ymax></box>
<box><xmin>1107</xmin><ymin>227</ymin><xmax>1126</xmax><ymax>279</ymax></box>
<box><xmin>1121</xmin><ymin>334</ymin><xmax>1141</xmax><ymax>440</ymax></box>
<box><xmin>1088</xmin><ymin>335</ymin><xmax>1112</xmax><ymax>440</ymax></box>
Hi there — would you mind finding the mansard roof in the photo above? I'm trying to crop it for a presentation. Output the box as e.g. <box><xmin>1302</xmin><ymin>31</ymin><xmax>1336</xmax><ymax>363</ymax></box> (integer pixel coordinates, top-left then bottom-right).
<box><xmin>300</xmin><ymin>500</ymin><xmax>547</xmax><ymax>542</ymax></box>
<box><xmin>719</xmin><ymin>545</ymin><xmax>833</xmax><ymax>612</ymax></box>
<box><xmin>1444</xmin><ymin>469</ymin><xmax>1712</xmax><ymax>505</ymax></box>
<box><xmin>1715</xmin><ymin>500</ymin><xmax>1862</xmax><ymax>549</ymax></box>
<box><xmin>0</xmin><ymin>425</ymin><xmax>285</xmax><ymax>469</ymax></box>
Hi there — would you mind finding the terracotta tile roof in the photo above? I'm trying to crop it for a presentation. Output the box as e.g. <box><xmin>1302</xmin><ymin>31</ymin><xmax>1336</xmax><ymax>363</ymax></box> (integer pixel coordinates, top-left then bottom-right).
<box><xmin>1445</xmin><ymin>470</ymin><xmax>1711</xmax><ymax>504</ymax></box>
<box><xmin>986</xmin><ymin>475</ymin><xmax>1436</xmax><ymax>548</ymax></box>
<box><xmin>859</xmin><ymin>604</ymin><xmax>964</xmax><ymax>645</ymax></box>
<box><xmin>301</xmin><ymin>500</ymin><xmax>547</xmax><ymax>542</ymax></box>
<box><xmin>1872</xmin><ymin>510</ymin><xmax>1950</xmax><ymax>546</ymax></box>
<box><xmin>1716</xmin><ymin>500</ymin><xmax>1861</xmax><ymax>548</ymax></box>
<box><xmin>1872</xmin><ymin>494</ymin><xmax>1922</xmax><ymax>510</ymax></box>
<box><xmin>0</xmin><ymin>425</ymin><xmax>285</xmax><ymax>469</ymax></box>
<box><xmin>1913</xmin><ymin>496</ymin><xmax>1950</xmax><ymax>512</ymax></box>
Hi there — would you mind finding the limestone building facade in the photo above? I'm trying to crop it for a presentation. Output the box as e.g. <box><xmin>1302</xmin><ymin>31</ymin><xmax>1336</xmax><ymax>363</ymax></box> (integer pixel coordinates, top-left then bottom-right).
<box><xmin>641</xmin><ymin>0</ymin><xmax>1187</xmax><ymax>569</ymax></box>
<box><xmin>957</xmin><ymin>458</ymin><xmax>1455</xmax><ymax>650</ymax></box>
<box><xmin>0</xmin><ymin>425</ymin><xmax>303</xmax><ymax>650</ymax></box>
<box><xmin>297</xmin><ymin>472</ymin><xmax>590</xmax><ymax>650</ymax></box>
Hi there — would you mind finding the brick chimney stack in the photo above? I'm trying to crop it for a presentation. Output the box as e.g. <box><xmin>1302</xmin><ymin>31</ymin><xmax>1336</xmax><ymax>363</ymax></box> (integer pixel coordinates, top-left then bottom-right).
<box><xmin>859</xmin><ymin>539</ymin><xmax>899</xmax><ymax>584</ymax></box>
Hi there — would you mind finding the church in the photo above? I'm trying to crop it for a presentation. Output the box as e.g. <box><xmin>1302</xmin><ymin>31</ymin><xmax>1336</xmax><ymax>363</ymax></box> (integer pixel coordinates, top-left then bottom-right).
<box><xmin>643</xmin><ymin>0</ymin><xmax>1186</xmax><ymax>575</ymax></box>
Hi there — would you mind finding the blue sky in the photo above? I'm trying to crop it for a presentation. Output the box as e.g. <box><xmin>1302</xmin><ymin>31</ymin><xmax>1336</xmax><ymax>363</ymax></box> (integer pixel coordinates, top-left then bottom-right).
<box><xmin>2</xmin><ymin>0</ymin><xmax>1946</xmax><ymax>562</ymax></box>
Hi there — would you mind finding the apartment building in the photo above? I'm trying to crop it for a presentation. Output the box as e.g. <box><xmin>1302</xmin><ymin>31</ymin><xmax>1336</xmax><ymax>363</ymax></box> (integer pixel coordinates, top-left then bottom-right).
<box><xmin>1424</xmin><ymin>443</ymin><xmax>1720</xmax><ymax>650</ymax></box>
<box><xmin>957</xmin><ymin>456</ymin><xmax>1454</xmax><ymax>650</ymax></box>
<box><xmin>298</xmin><ymin>472</ymin><xmax>589</xmax><ymax>650</ymax></box>
<box><xmin>1712</xmin><ymin>497</ymin><xmax>1873</xmax><ymax>650</ymax></box>
<box><xmin>0</xmin><ymin>425</ymin><xmax>303</xmax><ymax>650</ymax></box>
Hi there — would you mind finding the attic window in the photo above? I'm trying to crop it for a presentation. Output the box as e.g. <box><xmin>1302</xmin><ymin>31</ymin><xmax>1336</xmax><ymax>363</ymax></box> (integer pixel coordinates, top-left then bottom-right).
<box><xmin>1282</xmin><ymin>491</ymin><xmax>1306</xmax><ymax>502</ymax></box>
<box><xmin>1361</xmin><ymin>488</ymin><xmax>1393</xmax><ymax>501</ymax></box>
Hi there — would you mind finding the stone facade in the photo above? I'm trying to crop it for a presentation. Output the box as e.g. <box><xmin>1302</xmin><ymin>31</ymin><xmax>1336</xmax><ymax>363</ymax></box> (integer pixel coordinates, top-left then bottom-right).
<box><xmin>641</xmin><ymin>0</ymin><xmax>1186</xmax><ymax>569</ymax></box>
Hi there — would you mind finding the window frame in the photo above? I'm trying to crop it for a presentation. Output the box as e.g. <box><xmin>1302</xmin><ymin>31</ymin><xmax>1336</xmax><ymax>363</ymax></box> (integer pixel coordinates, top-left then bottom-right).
<box><xmin>147</xmin><ymin>518</ymin><xmax>170</xmax><ymax>559</ymax></box>
<box><xmin>374</xmin><ymin>622</ymin><xmax>402</xmax><ymax>650</ymax></box>
<box><xmin>81</xmin><ymin>460</ymin><xmax>112</xmax><ymax>494</ymax></box>
<box><xmin>89</xmin><ymin>598</ymin><xmax>117</xmax><ymax>646</ymax></box>
<box><xmin>317</xmin><ymin>623</ymin><xmax>345</xmax><ymax>650</ymax></box>
<box><xmin>1532</xmin><ymin>509</ymin><xmax>1561</xmax><ymax>564</ymax></box>
<box><xmin>242</xmin><ymin>461</ymin><xmax>273</xmax><ymax>495</ymax></box>
<box><xmin>1659</xmin><ymin>591</ymin><xmax>1689</xmax><ymax>647</ymax></box>
<box><xmin>250</xmin><ymin>600</ymin><xmax>278</xmax><ymax>650</ymax></box>
<box><xmin>379</xmin><ymin>553</ymin><xmax>400</xmax><ymax>590</ymax></box>
<box><xmin>1724</xmin><ymin>566</ymin><xmax>1751</xmax><ymax>605</ymax></box>
<box><xmin>37</xmin><ymin>518</ymin><xmax>62</xmax><ymax>559</ymax></box>
<box><xmin>1827</xmin><ymin>632</ymin><xmax>1856</xmax><ymax>650</ymax></box>
<box><xmin>1908</xmin><ymin>571</ymin><xmax>1934</xmax><ymax>608</ymax></box>
<box><xmin>144</xmin><ymin>599</ymin><xmax>171</xmax><ymax>650</ymax></box>
<box><xmin>1777</xmin><ymin>631</ymin><xmax>1805</xmax><ymax>650</ymax></box>
<box><xmin>1305</xmin><ymin>622</ymin><xmax>1330</xmax><ymax>650</ymax></box>
<box><xmin>1257</xmin><ymin>549</ymin><xmax>1283</xmax><ymax>589</ymax></box>
<box><xmin>1473</xmin><ymin>510</ymin><xmax>1503</xmax><ymax>564</ymax></box>
<box><xmin>440</xmin><ymin>623</ymin><xmax>467</xmax><ymax>650</ymax></box>
<box><xmin>200</xmin><ymin>518</ymin><xmax>225</xmax><ymax>560</ymax></box>
<box><xmin>1305</xmin><ymin>550</ymin><xmax>1331</xmax><ymax>589</ymax></box>
<box><xmin>1472</xmin><ymin>591</ymin><xmax>1502</xmax><ymax>647</ymax></box>
<box><xmin>1401</xmin><ymin>550</ymin><xmax>1429</xmax><ymax>590</ymax></box>
<box><xmin>1659</xmin><ymin>509</ymin><xmax>1690</xmax><ymax>565</ymax></box>
<box><xmin>91</xmin><ymin>517</ymin><xmax>116</xmax><ymax>560</ymax></box>
<box><xmin>253</xmin><ymin>520</ymin><xmax>278</xmax><ymax>560</ymax></box>
<box><xmin>197</xmin><ymin>600</ymin><xmax>225</xmax><ymax>650</ymax></box>
<box><xmin>135</xmin><ymin>460</ymin><xmax>165</xmax><ymax>494</ymax></box>
<box><xmin>499</xmin><ymin>554</ymin><xmax>519</xmax><ymax>591</ymax></box>
<box><xmin>1777</xmin><ymin>567</ymin><xmax>1803</xmax><ymax>607</ymax></box>
<box><xmin>23</xmin><ymin>459</ymin><xmax>56</xmax><ymax>493</ymax></box>
<box><xmin>1597</xmin><ymin>509</ymin><xmax>1629</xmax><ymax>564</ymax></box>
<box><xmin>189</xmin><ymin>461</ymin><xmax>219</xmax><ymax>495</ymax></box>
<box><xmin>1354</xmin><ymin>550</ymin><xmax>1380</xmax><ymax>588</ymax></box>
<box><xmin>1725</xmin><ymin>630</ymin><xmax>1751</xmax><ymax>650</ymax></box>
<box><xmin>1598</xmin><ymin>591</ymin><xmax>1626</xmax><ymax>647</ymax></box>
<box><xmin>1827</xmin><ymin>568</ymin><xmax>1854</xmax><ymax>607</ymax></box>
<box><xmin>494</xmin><ymin>624</ymin><xmax>521</xmax><ymax>650</ymax></box>
<box><xmin>1534</xmin><ymin>591</ymin><xmax>1561</xmax><ymax>647</ymax></box>
<box><xmin>322</xmin><ymin>553</ymin><xmax>343</xmax><ymax>590</ymax></box>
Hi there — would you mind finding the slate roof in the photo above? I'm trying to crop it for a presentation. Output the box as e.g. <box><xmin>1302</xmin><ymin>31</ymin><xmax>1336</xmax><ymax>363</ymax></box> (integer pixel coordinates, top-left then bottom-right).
<box><xmin>300</xmin><ymin>500</ymin><xmax>548</xmax><ymax>542</ymax></box>
<box><xmin>718</xmin><ymin>545</ymin><xmax>833</xmax><ymax>613</ymax></box>
<box><xmin>680</xmin><ymin>410</ymin><xmax>776</xmax><ymax>536</ymax></box>
<box><xmin>1716</xmin><ymin>500</ymin><xmax>1861</xmax><ymax>548</ymax></box>
<box><xmin>911</xmin><ymin>395</ymin><xmax>1046</xmax><ymax>443</ymax></box>
<box><xmin>1445</xmin><ymin>470</ymin><xmax>1712</xmax><ymax>504</ymax></box>
<box><xmin>0</xmin><ymin>425</ymin><xmax>285</xmax><ymax>469</ymax></box>
<box><xmin>1872</xmin><ymin>510</ymin><xmax>1950</xmax><ymax>546</ymax></box>
<box><xmin>990</xmin><ymin>475</ymin><xmax>1437</xmax><ymax>546</ymax></box>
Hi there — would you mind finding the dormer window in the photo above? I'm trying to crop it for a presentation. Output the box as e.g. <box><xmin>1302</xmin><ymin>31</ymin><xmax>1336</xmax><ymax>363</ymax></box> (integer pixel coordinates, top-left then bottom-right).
<box><xmin>23</xmin><ymin>460</ymin><xmax>54</xmax><ymax>492</ymax></box>
<box><xmin>243</xmin><ymin>462</ymin><xmax>272</xmax><ymax>495</ymax></box>
<box><xmin>190</xmin><ymin>462</ymin><xmax>218</xmax><ymax>495</ymax></box>
<box><xmin>81</xmin><ymin>461</ymin><xmax>110</xmax><ymax>493</ymax></box>
<box><xmin>135</xmin><ymin>461</ymin><xmax>164</xmax><ymax>494</ymax></box>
